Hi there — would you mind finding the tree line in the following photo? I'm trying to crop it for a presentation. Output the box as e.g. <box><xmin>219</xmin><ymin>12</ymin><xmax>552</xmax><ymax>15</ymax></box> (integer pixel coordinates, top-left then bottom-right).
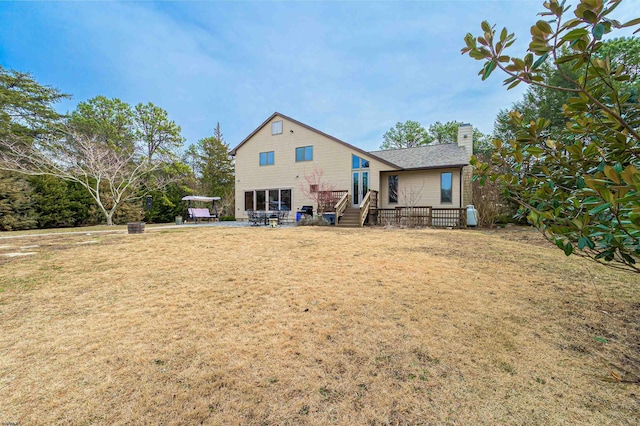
<box><xmin>380</xmin><ymin>120</ymin><xmax>493</xmax><ymax>154</ymax></box>
<box><xmin>0</xmin><ymin>67</ymin><xmax>234</xmax><ymax>230</ymax></box>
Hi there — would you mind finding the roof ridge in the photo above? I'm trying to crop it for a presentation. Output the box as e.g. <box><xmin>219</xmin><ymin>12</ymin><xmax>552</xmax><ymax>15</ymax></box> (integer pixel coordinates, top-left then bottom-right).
<box><xmin>371</xmin><ymin>142</ymin><xmax>470</xmax><ymax>170</ymax></box>
<box><xmin>369</xmin><ymin>143</ymin><xmax>461</xmax><ymax>153</ymax></box>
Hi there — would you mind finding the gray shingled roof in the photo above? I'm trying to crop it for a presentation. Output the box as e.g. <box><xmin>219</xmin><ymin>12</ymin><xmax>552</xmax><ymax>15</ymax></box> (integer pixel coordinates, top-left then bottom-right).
<box><xmin>369</xmin><ymin>144</ymin><xmax>469</xmax><ymax>170</ymax></box>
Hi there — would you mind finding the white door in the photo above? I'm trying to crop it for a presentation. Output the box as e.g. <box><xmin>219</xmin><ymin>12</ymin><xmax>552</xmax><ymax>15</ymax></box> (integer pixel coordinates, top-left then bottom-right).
<box><xmin>351</xmin><ymin>171</ymin><xmax>369</xmax><ymax>207</ymax></box>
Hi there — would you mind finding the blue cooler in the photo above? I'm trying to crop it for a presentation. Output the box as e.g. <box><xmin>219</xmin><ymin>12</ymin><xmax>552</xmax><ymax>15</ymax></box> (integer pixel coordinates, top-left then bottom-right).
<box><xmin>322</xmin><ymin>213</ymin><xmax>336</xmax><ymax>225</ymax></box>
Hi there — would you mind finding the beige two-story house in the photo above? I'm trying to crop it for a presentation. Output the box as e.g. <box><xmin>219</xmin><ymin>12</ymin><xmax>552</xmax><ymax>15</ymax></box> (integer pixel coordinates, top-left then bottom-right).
<box><xmin>230</xmin><ymin>112</ymin><xmax>473</xmax><ymax>226</ymax></box>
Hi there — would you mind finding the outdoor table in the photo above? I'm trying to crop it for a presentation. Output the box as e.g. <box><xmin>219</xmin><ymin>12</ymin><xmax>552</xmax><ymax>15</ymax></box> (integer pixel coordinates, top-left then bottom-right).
<box><xmin>247</xmin><ymin>210</ymin><xmax>289</xmax><ymax>225</ymax></box>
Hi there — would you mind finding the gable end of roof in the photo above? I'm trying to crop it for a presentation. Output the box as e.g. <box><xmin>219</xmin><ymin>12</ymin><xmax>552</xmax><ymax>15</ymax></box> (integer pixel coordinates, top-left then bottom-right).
<box><xmin>230</xmin><ymin>112</ymin><xmax>281</xmax><ymax>156</ymax></box>
<box><xmin>230</xmin><ymin>112</ymin><xmax>400</xmax><ymax>169</ymax></box>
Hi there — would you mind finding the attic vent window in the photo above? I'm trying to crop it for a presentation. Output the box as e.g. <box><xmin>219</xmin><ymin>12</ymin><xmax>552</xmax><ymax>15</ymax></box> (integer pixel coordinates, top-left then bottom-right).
<box><xmin>272</xmin><ymin>120</ymin><xmax>283</xmax><ymax>135</ymax></box>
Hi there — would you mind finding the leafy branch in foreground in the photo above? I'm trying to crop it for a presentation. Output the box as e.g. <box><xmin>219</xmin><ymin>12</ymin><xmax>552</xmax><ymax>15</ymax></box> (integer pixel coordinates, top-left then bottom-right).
<box><xmin>462</xmin><ymin>0</ymin><xmax>640</xmax><ymax>273</ymax></box>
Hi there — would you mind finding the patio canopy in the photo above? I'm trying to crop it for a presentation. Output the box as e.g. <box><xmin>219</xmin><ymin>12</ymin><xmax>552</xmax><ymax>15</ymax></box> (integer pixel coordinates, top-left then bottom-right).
<box><xmin>181</xmin><ymin>196</ymin><xmax>221</xmax><ymax>202</ymax></box>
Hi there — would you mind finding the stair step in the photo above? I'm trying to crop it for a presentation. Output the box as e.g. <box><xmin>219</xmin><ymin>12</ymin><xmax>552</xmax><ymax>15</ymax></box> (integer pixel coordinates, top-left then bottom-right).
<box><xmin>337</xmin><ymin>208</ymin><xmax>364</xmax><ymax>227</ymax></box>
<box><xmin>337</xmin><ymin>220</ymin><xmax>361</xmax><ymax>227</ymax></box>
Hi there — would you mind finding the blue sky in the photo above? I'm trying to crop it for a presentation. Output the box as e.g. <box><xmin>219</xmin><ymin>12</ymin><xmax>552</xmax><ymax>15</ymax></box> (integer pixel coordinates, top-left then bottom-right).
<box><xmin>1</xmin><ymin>0</ymin><xmax>638</xmax><ymax>151</ymax></box>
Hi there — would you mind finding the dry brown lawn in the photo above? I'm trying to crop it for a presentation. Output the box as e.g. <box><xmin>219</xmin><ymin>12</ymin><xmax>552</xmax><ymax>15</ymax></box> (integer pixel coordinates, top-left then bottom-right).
<box><xmin>1</xmin><ymin>225</ymin><xmax>639</xmax><ymax>425</ymax></box>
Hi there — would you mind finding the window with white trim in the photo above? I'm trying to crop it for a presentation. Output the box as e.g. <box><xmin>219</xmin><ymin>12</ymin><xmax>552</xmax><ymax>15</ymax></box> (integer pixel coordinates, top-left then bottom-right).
<box><xmin>295</xmin><ymin>146</ymin><xmax>313</xmax><ymax>162</ymax></box>
<box><xmin>259</xmin><ymin>151</ymin><xmax>274</xmax><ymax>166</ymax></box>
<box><xmin>271</xmin><ymin>121</ymin><xmax>283</xmax><ymax>135</ymax></box>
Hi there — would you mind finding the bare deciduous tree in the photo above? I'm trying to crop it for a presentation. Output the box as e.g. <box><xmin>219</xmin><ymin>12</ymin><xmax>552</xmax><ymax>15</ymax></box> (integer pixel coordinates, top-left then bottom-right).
<box><xmin>398</xmin><ymin>180</ymin><xmax>425</xmax><ymax>208</ymax></box>
<box><xmin>299</xmin><ymin>168</ymin><xmax>336</xmax><ymax>216</ymax></box>
<box><xmin>0</xmin><ymin>130</ymin><xmax>169</xmax><ymax>225</ymax></box>
<box><xmin>398</xmin><ymin>180</ymin><xmax>426</xmax><ymax>227</ymax></box>
<box><xmin>472</xmin><ymin>177</ymin><xmax>505</xmax><ymax>228</ymax></box>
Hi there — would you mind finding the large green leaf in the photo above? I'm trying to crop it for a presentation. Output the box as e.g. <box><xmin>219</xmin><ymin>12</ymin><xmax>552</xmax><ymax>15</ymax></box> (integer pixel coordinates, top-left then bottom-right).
<box><xmin>563</xmin><ymin>242</ymin><xmax>574</xmax><ymax>256</ymax></box>
<box><xmin>532</xmin><ymin>53</ymin><xmax>549</xmax><ymax>70</ymax></box>
<box><xmin>562</xmin><ymin>28</ymin><xmax>589</xmax><ymax>41</ymax></box>
<box><xmin>592</xmin><ymin>23</ymin><xmax>605</xmax><ymax>40</ymax></box>
<box><xmin>482</xmin><ymin>60</ymin><xmax>497</xmax><ymax>80</ymax></box>
<box><xmin>588</xmin><ymin>203</ymin><xmax>611</xmax><ymax>215</ymax></box>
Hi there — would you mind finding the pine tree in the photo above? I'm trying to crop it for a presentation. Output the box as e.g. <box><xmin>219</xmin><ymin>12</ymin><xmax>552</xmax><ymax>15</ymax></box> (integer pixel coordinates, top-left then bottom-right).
<box><xmin>194</xmin><ymin>123</ymin><xmax>234</xmax><ymax>197</ymax></box>
<box><xmin>0</xmin><ymin>171</ymin><xmax>38</xmax><ymax>231</ymax></box>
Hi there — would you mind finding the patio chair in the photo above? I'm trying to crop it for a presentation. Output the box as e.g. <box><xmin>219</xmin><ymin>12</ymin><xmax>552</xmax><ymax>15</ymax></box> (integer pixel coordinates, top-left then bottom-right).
<box><xmin>278</xmin><ymin>210</ymin><xmax>289</xmax><ymax>224</ymax></box>
<box><xmin>247</xmin><ymin>210</ymin><xmax>260</xmax><ymax>226</ymax></box>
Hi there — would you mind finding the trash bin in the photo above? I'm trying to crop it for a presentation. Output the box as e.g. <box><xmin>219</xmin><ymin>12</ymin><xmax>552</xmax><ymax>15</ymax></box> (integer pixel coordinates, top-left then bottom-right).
<box><xmin>175</xmin><ymin>216</ymin><xmax>183</xmax><ymax>225</ymax></box>
<box><xmin>297</xmin><ymin>206</ymin><xmax>313</xmax><ymax>222</ymax></box>
<box><xmin>127</xmin><ymin>222</ymin><xmax>145</xmax><ymax>234</ymax></box>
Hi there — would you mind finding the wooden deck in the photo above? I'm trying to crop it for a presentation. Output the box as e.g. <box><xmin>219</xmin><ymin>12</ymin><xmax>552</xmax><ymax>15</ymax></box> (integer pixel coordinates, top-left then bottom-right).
<box><xmin>319</xmin><ymin>190</ymin><xmax>467</xmax><ymax>228</ymax></box>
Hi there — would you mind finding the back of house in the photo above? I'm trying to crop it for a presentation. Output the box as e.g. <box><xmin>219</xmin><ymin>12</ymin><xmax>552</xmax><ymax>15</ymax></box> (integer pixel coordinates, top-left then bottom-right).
<box><xmin>230</xmin><ymin>112</ymin><xmax>474</xmax><ymax>224</ymax></box>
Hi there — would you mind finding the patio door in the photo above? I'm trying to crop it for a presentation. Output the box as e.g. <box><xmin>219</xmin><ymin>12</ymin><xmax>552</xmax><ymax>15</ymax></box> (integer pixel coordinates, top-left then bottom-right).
<box><xmin>351</xmin><ymin>154</ymin><xmax>370</xmax><ymax>208</ymax></box>
<box><xmin>351</xmin><ymin>170</ymin><xmax>369</xmax><ymax>207</ymax></box>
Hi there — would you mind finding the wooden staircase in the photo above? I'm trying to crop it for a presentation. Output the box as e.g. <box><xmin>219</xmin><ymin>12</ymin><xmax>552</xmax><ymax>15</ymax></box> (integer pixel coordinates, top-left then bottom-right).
<box><xmin>337</xmin><ymin>208</ymin><xmax>362</xmax><ymax>228</ymax></box>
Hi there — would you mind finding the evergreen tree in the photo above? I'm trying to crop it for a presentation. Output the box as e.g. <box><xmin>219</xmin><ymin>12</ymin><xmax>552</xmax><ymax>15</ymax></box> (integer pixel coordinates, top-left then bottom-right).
<box><xmin>68</xmin><ymin>96</ymin><xmax>135</xmax><ymax>151</ymax></box>
<box><xmin>0</xmin><ymin>171</ymin><xmax>38</xmax><ymax>231</ymax></box>
<box><xmin>28</xmin><ymin>175</ymin><xmax>95</xmax><ymax>228</ymax></box>
<box><xmin>0</xmin><ymin>65</ymin><xmax>68</xmax><ymax>141</ymax></box>
<box><xmin>0</xmin><ymin>66</ymin><xmax>67</xmax><ymax>230</ymax></box>
<box><xmin>134</xmin><ymin>102</ymin><xmax>184</xmax><ymax>161</ymax></box>
<box><xmin>380</xmin><ymin>120</ymin><xmax>432</xmax><ymax>149</ymax></box>
<box><xmin>193</xmin><ymin>123</ymin><xmax>234</xmax><ymax>196</ymax></box>
<box><xmin>493</xmin><ymin>37</ymin><xmax>640</xmax><ymax>141</ymax></box>
<box><xmin>143</xmin><ymin>162</ymin><xmax>196</xmax><ymax>223</ymax></box>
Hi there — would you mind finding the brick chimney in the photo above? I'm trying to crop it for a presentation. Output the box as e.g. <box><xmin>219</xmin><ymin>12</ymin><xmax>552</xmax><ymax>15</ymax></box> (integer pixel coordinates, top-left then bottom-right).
<box><xmin>457</xmin><ymin>123</ymin><xmax>473</xmax><ymax>158</ymax></box>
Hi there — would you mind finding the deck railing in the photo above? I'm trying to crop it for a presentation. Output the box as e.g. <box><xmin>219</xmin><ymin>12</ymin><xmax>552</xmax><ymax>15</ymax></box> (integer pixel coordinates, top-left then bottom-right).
<box><xmin>358</xmin><ymin>191</ymin><xmax>372</xmax><ymax>227</ymax></box>
<box><xmin>334</xmin><ymin>192</ymin><xmax>350</xmax><ymax>222</ymax></box>
<box><xmin>376</xmin><ymin>206</ymin><xmax>466</xmax><ymax>228</ymax></box>
<box><xmin>432</xmin><ymin>208</ymin><xmax>467</xmax><ymax>228</ymax></box>
<box><xmin>318</xmin><ymin>190</ymin><xmax>348</xmax><ymax>213</ymax></box>
<box><xmin>370</xmin><ymin>190</ymin><xmax>378</xmax><ymax>212</ymax></box>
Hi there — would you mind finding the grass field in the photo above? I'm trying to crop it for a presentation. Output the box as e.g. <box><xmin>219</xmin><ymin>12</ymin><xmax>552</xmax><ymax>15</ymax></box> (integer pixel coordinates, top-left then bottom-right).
<box><xmin>1</xmin><ymin>225</ymin><xmax>638</xmax><ymax>424</ymax></box>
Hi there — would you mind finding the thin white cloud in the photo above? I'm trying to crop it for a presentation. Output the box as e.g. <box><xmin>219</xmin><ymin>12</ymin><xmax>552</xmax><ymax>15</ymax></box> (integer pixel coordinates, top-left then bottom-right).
<box><xmin>2</xmin><ymin>0</ymin><xmax>636</xmax><ymax>151</ymax></box>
